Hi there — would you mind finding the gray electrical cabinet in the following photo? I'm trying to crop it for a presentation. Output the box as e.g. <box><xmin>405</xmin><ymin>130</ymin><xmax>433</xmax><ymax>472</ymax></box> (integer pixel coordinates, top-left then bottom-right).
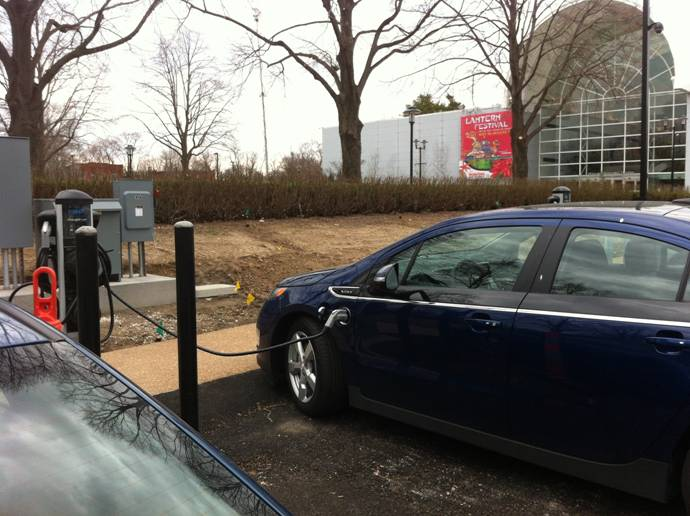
<box><xmin>93</xmin><ymin>199</ymin><xmax>122</xmax><ymax>281</ymax></box>
<box><xmin>0</xmin><ymin>137</ymin><xmax>32</xmax><ymax>248</ymax></box>
<box><xmin>113</xmin><ymin>180</ymin><xmax>154</xmax><ymax>242</ymax></box>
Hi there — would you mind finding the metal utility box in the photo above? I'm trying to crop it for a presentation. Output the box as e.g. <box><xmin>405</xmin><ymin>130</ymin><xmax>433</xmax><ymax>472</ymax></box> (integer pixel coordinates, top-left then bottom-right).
<box><xmin>93</xmin><ymin>199</ymin><xmax>122</xmax><ymax>281</ymax></box>
<box><xmin>113</xmin><ymin>180</ymin><xmax>154</xmax><ymax>242</ymax></box>
<box><xmin>0</xmin><ymin>137</ymin><xmax>32</xmax><ymax>248</ymax></box>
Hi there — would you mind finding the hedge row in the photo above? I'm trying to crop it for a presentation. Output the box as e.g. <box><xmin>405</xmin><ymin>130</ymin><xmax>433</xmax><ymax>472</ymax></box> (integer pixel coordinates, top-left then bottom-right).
<box><xmin>33</xmin><ymin>176</ymin><xmax>676</xmax><ymax>224</ymax></box>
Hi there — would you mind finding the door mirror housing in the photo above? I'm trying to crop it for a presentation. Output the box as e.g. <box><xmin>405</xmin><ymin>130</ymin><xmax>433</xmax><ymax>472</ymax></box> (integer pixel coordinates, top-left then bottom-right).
<box><xmin>371</xmin><ymin>263</ymin><xmax>399</xmax><ymax>294</ymax></box>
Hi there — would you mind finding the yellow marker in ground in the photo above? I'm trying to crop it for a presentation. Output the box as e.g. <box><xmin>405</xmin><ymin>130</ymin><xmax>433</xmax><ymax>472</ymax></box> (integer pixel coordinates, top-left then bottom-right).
<box><xmin>246</xmin><ymin>293</ymin><xmax>255</xmax><ymax>305</ymax></box>
<box><xmin>236</xmin><ymin>280</ymin><xmax>241</xmax><ymax>290</ymax></box>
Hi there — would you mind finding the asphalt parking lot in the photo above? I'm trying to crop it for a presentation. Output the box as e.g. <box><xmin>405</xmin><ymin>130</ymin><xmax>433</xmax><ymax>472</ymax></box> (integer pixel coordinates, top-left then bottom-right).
<box><xmin>157</xmin><ymin>371</ymin><xmax>684</xmax><ymax>515</ymax></box>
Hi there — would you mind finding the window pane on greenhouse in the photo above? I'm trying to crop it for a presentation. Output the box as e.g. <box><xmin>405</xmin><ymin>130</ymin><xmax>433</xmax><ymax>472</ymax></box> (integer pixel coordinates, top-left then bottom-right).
<box><xmin>652</xmin><ymin>134</ymin><xmax>672</xmax><ymax>146</ymax></box>
<box><xmin>675</xmin><ymin>146</ymin><xmax>686</xmax><ymax>159</ymax></box>
<box><xmin>540</xmin><ymin>140</ymin><xmax>559</xmax><ymax>153</ymax></box>
<box><xmin>676</xmin><ymin>104</ymin><xmax>687</xmax><ymax>118</ymax></box>
<box><xmin>626</xmin><ymin>148</ymin><xmax>641</xmax><ymax>161</ymax></box>
<box><xmin>603</xmin><ymin>124</ymin><xmax>625</xmax><ymax>138</ymax></box>
<box><xmin>561</xmin><ymin>127</ymin><xmax>580</xmax><ymax>140</ymax></box>
<box><xmin>541</xmin><ymin>153</ymin><xmax>559</xmax><ymax>165</ymax></box>
<box><xmin>582</xmin><ymin>162</ymin><xmax>602</xmax><ymax>174</ymax></box>
<box><xmin>540</xmin><ymin>165</ymin><xmax>559</xmax><ymax>177</ymax></box>
<box><xmin>628</xmin><ymin>109</ymin><xmax>641</xmax><ymax>122</ymax></box>
<box><xmin>541</xmin><ymin>128</ymin><xmax>559</xmax><ymax>141</ymax></box>
<box><xmin>603</xmin><ymin>111</ymin><xmax>625</xmax><ymax>124</ymax></box>
<box><xmin>584</xmin><ymin>125</ymin><xmax>602</xmax><ymax>138</ymax></box>
<box><xmin>626</xmin><ymin>162</ymin><xmax>641</xmax><ymax>173</ymax></box>
<box><xmin>561</xmin><ymin>164</ymin><xmax>580</xmax><ymax>176</ymax></box>
<box><xmin>561</xmin><ymin>151</ymin><xmax>580</xmax><ymax>164</ymax></box>
<box><xmin>585</xmin><ymin>99</ymin><xmax>602</xmax><ymax>112</ymax></box>
<box><xmin>653</xmin><ymin>93</ymin><xmax>674</xmax><ymax>107</ymax></box>
<box><xmin>561</xmin><ymin>139</ymin><xmax>581</xmax><ymax>152</ymax></box>
<box><xmin>604</xmin><ymin>98</ymin><xmax>626</xmax><ymax>111</ymax></box>
<box><xmin>585</xmin><ymin>137</ymin><xmax>602</xmax><ymax>150</ymax></box>
<box><xmin>652</xmin><ymin>106</ymin><xmax>673</xmax><ymax>120</ymax></box>
<box><xmin>585</xmin><ymin>112</ymin><xmax>603</xmax><ymax>126</ymax></box>
<box><xmin>653</xmin><ymin>161</ymin><xmax>671</xmax><ymax>172</ymax></box>
<box><xmin>652</xmin><ymin>147</ymin><xmax>673</xmax><ymax>160</ymax></box>
<box><xmin>626</xmin><ymin>122</ymin><xmax>641</xmax><ymax>135</ymax></box>
<box><xmin>561</xmin><ymin>115</ymin><xmax>581</xmax><ymax>128</ymax></box>
<box><xmin>604</xmin><ymin>136</ymin><xmax>624</xmax><ymax>149</ymax></box>
<box><xmin>587</xmin><ymin>151</ymin><xmax>602</xmax><ymax>163</ymax></box>
<box><xmin>627</xmin><ymin>135</ymin><xmax>642</xmax><ymax>147</ymax></box>
<box><xmin>626</xmin><ymin>96</ymin><xmax>641</xmax><ymax>109</ymax></box>
<box><xmin>603</xmin><ymin>149</ymin><xmax>624</xmax><ymax>162</ymax></box>
<box><xmin>603</xmin><ymin>162</ymin><xmax>624</xmax><ymax>173</ymax></box>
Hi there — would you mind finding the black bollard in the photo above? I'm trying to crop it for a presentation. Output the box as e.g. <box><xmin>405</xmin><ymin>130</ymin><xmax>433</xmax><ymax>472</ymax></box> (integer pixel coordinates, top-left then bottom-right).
<box><xmin>75</xmin><ymin>226</ymin><xmax>101</xmax><ymax>355</ymax></box>
<box><xmin>174</xmin><ymin>221</ymin><xmax>199</xmax><ymax>430</ymax></box>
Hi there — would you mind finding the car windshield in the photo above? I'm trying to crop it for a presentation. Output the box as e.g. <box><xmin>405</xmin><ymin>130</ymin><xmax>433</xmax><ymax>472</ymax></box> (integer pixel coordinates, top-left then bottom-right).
<box><xmin>0</xmin><ymin>341</ymin><xmax>274</xmax><ymax>516</ymax></box>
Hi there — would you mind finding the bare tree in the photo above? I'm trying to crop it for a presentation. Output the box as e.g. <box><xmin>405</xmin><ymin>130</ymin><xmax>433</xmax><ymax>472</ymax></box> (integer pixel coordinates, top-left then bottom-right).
<box><xmin>183</xmin><ymin>0</ymin><xmax>452</xmax><ymax>181</ymax></box>
<box><xmin>434</xmin><ymin>0</ymin><xmax>632</xmax><ymax>178</ymax></box>
<box><xmin>0</xmin><ymin>0</ymin><xmax>160</xmax><ymax>176</ymax></box>
<box><xmin>137</xmin><ymin>30</ymin><xmax>234</xmax><ymax>175</ymax></box>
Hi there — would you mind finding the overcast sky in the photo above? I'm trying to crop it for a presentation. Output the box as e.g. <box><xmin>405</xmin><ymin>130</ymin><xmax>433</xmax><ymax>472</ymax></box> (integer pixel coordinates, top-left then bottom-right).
<box><xmin>96</xmin><ymin>0</ymin><xmax>690</xmax><ymax>170</ymax></box>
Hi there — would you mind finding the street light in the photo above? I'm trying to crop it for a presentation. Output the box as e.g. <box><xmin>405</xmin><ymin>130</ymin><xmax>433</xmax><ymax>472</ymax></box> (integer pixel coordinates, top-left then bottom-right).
<box><xmin>640</xmin><ymin>0</ymin><xmax>664</xmax><ymax>200</ymax></box>
<box><xmin>125</xmin><ymin>144</ymin><xmax>135</xmax><ymax>177</ymax></box>
<box><xmin>414</xmin><ymin>139</ymin><xmax>428</xmax><ymax>182</ymax></box>
<box><xmin>403</xmin><ymin>105</ymin><xmax>421</xmax><ymax>184</ymax></box>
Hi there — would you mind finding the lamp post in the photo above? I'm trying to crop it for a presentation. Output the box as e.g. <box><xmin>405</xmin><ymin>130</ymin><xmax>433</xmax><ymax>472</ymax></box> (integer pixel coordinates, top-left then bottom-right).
<box><xmin>640</xmin><ymin>0</ymin><xmax>664</xmax><ymax>200</ymax></box>
<box><xmin>125</xmin><ymin>144</ymin><xmax>135</xmax><ymax>177</ymax></box>
<box><xmin>403</xmin><ymin>106</ymin><xmax>421</xmax><ymax>184</ymax></box>
<box><xmin>214</xmin><ymin>152</ymin><xmax>220</xmax><ymax>179</ymax></box>
<box><xmin>414</xmin><ymin>139</ymin><xmax>428</xmax><ymax>182</ymax></box>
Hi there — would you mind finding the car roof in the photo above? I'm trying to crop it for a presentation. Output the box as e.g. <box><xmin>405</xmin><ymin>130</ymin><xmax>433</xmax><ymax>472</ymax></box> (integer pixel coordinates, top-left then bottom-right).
<box><xmin>432</xmin><ymin>201</ymin><xmax>690</xmax><ymax>238</ymax></box>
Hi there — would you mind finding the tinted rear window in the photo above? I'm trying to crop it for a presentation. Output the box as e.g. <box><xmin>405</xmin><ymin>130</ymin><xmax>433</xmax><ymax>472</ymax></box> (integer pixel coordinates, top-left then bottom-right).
<box><xmin>0</xmin><ymin>342</ymin><xmax>274</xmax><ymax>516</ymax></box>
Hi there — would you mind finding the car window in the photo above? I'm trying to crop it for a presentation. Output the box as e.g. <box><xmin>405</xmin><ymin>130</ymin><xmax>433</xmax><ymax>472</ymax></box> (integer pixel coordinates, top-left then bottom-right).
<box><xmin>402</xmin><ymin>226</ymin><xmax>542</xmax><ymax>291</ymax></box>
<box><xmin>0</xmin><ymin>342</ymin><xmax>275</xmax><ymax>516</ymax></box>
<box><xmin>552</xmin><ymin>228</ymin><xmax>689</xmax><ymax>301</ymax></box>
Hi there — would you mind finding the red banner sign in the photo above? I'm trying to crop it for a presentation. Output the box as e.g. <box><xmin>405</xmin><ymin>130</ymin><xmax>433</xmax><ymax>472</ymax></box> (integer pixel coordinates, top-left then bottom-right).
<box><xmin>460</xmin><ymin>110</ymin><xmax>513</xmax><ymax>179</ymax></box>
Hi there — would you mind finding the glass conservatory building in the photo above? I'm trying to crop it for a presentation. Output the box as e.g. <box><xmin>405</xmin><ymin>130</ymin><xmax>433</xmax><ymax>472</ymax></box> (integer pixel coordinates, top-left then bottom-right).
<box><xmin>532</xmin><ymin>2</ymin><xmax>688</xmax><ymax>184</ymax></box>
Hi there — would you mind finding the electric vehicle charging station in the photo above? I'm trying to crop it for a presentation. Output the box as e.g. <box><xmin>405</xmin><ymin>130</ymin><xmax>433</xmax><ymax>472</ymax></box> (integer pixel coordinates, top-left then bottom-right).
<box><xmin>54</xmin><ymin>190</ymin><xmax>94</xmax><ymax>331</ymax></box>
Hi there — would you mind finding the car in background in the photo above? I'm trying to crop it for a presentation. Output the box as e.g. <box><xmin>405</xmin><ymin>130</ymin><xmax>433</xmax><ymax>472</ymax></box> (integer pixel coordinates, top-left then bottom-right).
<box><xmin>257</xmin><ymin>201</ymin><xmax>690</xmax><ymax>509</ymax></box>
<box><xmin>0</xmin><ymin>300</ymin><xmax>288</xmax><ymax>516</ymax></box>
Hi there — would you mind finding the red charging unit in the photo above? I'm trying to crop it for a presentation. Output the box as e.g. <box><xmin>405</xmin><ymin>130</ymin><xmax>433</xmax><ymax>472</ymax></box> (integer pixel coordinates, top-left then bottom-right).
<box><xmin>33</xmin><ymin>266</ymin><xmax>62</xmax><ymax>331</ymax></box>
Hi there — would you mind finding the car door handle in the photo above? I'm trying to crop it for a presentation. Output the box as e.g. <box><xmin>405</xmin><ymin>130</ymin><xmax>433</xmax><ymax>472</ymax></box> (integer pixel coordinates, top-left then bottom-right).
<box><xmin>646</xmin><ymin>336</ymin><xmax>689</xmax><ymax>354</ymax></box>
<box><xmin>465</xmin><ymin>317</ymin><xmax>502</xmax><ymax>332</ymax></box>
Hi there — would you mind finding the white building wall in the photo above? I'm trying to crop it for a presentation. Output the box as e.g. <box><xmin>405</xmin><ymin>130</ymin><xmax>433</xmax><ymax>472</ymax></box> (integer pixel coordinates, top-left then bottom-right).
<box><xmin>322</xmin><ymin>107</ymin><xmax>504</xmax><ymax>179</ymax></box>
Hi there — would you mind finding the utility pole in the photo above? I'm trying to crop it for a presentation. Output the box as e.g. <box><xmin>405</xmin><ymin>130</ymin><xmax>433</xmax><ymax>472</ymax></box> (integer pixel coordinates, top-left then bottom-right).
<box><xmin>254</xmin><ymin>9</ymin><xmax>270</xmax><ymax>175</ymax></box>
<box><xmin>403</xmin><ymin>106</ymin><xmax>421</xmax><ymax>184</ymax></box>
<box><xmin>640</xmin><ymin>0</ymin><xmax>650</xmax><ymax>200</ymax></box>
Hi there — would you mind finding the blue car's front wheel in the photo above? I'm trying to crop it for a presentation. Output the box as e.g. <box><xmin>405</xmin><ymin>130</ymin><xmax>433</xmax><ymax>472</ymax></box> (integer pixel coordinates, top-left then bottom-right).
<box><xmin>285</xmin><ymin>317</ymin><xmax>347</xmax><ymax>416</ymax></box>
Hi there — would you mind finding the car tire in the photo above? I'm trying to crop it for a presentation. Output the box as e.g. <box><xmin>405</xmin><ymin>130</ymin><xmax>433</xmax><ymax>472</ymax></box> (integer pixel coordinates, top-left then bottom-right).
<box><xmin>284</xmin><ymin>317</ymin><xmax>347</xmax><ymax>417</ymax></box>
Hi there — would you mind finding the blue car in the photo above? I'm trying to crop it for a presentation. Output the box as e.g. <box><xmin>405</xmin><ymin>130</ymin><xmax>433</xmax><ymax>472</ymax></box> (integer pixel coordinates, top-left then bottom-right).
<box><xmin>0</xmin><ymin>300</ymin><xmax>288</xmax><ymax>516</ymax></box>
<box><xmin>257</xmin><ymin>201</ymin><xmax>690</xmax><ymax>507</ymax></box>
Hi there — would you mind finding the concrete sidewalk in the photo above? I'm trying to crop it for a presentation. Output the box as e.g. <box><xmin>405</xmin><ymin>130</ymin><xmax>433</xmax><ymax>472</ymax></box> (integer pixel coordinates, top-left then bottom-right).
<box><xmin>103</xmin><ymin>323</ymin><xmax>261</xmax><ymax>395</ymax></box>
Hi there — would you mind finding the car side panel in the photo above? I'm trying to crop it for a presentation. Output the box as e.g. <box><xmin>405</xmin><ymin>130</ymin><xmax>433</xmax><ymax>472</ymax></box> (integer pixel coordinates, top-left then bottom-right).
<box><xmin>510</xmin><ymin>220</ymin><xmax>690</xmax><ymax>464</ymax></box>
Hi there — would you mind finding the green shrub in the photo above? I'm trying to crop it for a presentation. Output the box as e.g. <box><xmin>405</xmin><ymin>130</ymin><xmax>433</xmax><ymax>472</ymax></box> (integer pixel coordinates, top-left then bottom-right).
<box><xmin>32</xmin><ymin>175</ymin><xmax>679</xmax><ymax>224</ymax></box>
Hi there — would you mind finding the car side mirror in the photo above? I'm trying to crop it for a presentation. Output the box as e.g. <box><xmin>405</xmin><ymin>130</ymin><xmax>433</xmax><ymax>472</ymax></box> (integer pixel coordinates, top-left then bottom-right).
<box><xmin>371</xmin><ymin>263</ymin><xmax>399</xmax><ymax>294</ymax></box>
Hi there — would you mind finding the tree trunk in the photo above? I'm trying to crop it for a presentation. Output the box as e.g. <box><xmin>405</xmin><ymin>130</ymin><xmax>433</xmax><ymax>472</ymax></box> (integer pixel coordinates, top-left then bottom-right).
<box><xmin>181</xmin><ymin>153</ymin><xmax>191</xmax><ymax>176</ymax></box>
<box><xmin>337</xmin><ymin>104</ymin><xmax>363</xmax><ymax>181</ymax></box>
<box><xmin>510</xmin><ymin>100</ymin><xmax>529</xmax><ymax>179</ymax></box>
<box><xmin>4</xmin><ymin>1</ymin><xmax>46</xmax><ymax>176</ymax></box>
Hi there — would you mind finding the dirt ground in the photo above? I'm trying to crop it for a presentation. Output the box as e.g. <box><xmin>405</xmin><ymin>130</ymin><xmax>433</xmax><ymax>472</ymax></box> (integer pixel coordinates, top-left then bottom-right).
<box><xmin>103</xmin><ymin>212</ymin><xmax>465</xmax><ymax>352</ymax></box>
